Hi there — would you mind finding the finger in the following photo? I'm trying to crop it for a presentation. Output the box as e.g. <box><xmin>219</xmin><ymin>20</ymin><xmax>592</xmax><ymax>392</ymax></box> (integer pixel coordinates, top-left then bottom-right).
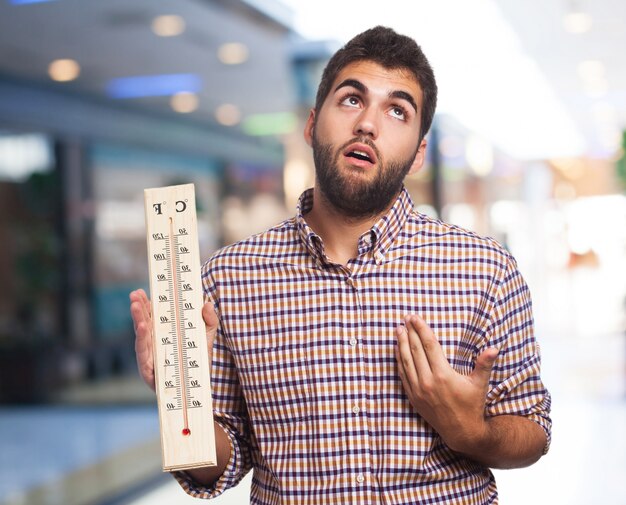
<box><xmin>137</xmin><ymin>288</ymin><xmax>152</xmax><ymax>321</ymax></box>
<box><xmin>129</xmin><ymin>288</ymin><xmax>147</xmax><ymax>309</ymax></box>
<box><xmin>131</xmin><ymin>301</ymin><xmax>152</xmax><ymax>352</ymax></box>
<box><xmin>404</xmin><ymin>315</ymin><xmax>432</xmax><ymax>380</ymax></box>
<box><xmin>130</xmin><ymin>289</ymin><xmax>151</xmax><ymax>330</ymax></box>
<box><xmin>408</xmin><ymin>315</ymin><xmax>448</xmax><ymax>374</ymax></box>
<box><xmin>130</xmin><ymin>295</ymin><xmax>147</xmax><ymax>333</ymax></box>
<box><xmin>395</xmin><ymin>324</ymin><xmax>419</xmax><ymax>395</ymax></box>
<box><xmin>130</xmin><ymin>291</ymin><xmax>153</xmax><ymax>348</ymax></box>
<box><xmin>131</xmin><ymin>305</ymin><xmax>155</xmax><ymax>390</ymax></box>
<box><xmin>395</xmin><ymin>343</ymin><xmax>413</xmax><ymax>398</ymax></box>
<box><xmin>471</xmin><ymin>346</ymin><xmax>499</xmax><ymax>385</ymax></box>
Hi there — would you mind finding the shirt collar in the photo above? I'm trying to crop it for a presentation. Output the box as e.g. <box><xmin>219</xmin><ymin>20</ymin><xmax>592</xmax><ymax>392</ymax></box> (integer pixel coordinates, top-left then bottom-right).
<box><xmin>370</xmin><ymin>186</ymin><xmax>414</xmax><ymax>258</ymax></box>
<box><xmin>295</xmin><ymin>189</ymin><xmax>324</xmax><ymax>262</ymax></box>
<box><xmin>295</xmin><ymin>186</ymin><xmax>415</xmax><ymax>264</ymax></box>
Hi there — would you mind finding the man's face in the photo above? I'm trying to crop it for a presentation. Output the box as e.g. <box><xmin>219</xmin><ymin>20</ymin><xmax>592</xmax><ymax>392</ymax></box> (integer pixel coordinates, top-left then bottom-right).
<box><xmin>305</xmin><ymin>60</ymin><xmax>427</xmax><ymax>219</ymax></box>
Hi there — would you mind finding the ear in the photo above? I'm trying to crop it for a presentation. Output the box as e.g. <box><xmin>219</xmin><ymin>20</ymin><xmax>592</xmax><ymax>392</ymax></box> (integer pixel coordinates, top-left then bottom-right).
<box><xmin>303</xmin><ymin>108</ymin><xmax>316</xmax><ymax>147</ymax></box>
<box><xmin>407</xmin><ymin>138</ymin><xmax>427</xmax><ymax>175</ymax></box>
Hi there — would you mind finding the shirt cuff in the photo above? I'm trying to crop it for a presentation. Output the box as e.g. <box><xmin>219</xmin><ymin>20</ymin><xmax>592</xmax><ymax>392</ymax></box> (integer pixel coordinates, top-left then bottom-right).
<box><xmin>172</xmin><ymin>420</ymin><xmax>245</xmax><ymax>499</ymax></box>
<box><xmin>526</xmin><ymin>411</ymin><xmax>552</xmax><ymax>455</ymax></box>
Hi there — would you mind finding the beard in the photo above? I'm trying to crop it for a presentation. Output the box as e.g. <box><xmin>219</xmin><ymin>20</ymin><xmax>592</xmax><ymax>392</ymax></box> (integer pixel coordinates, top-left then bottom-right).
<box><xmin>312</xmin><ymin>134</ymin><xmax>416</xmax><ymax>219</ymax></box>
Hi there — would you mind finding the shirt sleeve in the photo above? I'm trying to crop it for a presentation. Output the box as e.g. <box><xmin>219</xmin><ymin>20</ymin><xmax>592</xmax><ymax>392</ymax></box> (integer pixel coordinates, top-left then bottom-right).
<box><xmin>483</xmin><ymin>256</ymin><xmax>552</xmax><ymax>454</ymax></box>
<box><xmin>172</xmin><ymin>264</ymin><xmax>253</xmax><ymax>499</ymax></box>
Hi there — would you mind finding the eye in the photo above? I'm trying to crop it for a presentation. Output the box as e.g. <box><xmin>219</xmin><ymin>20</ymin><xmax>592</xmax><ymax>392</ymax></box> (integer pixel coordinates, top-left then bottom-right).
<box><xmin>389</xmin><ymin>106</ymin><xmax>407</xmax><ymax>121</ymax></box>
<box><xmin>340</xmin><ymin>95</ymin><xmax>361</xmax><ymax>108</ymax></box>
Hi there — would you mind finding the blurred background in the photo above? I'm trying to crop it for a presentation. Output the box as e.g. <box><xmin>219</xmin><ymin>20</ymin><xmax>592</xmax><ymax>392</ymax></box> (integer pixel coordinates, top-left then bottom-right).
<box><xmin>0</xmin><ymin>0</ymin><xmax>624</xmax><ymax>503</ymax></box>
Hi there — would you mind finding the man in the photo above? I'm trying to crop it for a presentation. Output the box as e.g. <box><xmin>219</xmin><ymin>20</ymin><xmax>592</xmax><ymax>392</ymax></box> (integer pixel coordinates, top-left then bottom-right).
<box><xmin>131</xmin><ymin>26</ymin><xmax>551</xmax><ymax>504</ymax></box>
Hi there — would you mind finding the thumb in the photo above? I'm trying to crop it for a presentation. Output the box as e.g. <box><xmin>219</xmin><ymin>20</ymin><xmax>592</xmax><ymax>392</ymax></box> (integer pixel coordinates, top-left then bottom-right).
<box><xmin>202</xmin><ymin>302</ymin><xmax>219</xmax><ymax>373</ymax></box>
<box><xmin>202</xmin><ymin>302</ymin><xmax>219</xmax><ymax>344</ymax></box>
<box><xmin>472</xmin><ymin>346</ymin><xmax>499</xmax><ymax>385</ymax></box>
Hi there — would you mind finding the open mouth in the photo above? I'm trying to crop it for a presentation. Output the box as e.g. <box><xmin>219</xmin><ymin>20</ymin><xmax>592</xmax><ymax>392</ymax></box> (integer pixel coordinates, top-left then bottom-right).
<box><xmin>343</xmin><ymin>143</ymin><xmax>377</xmax><ymax>165</ymax></box>
<box><xmin>346</xmin><ymin>150</ymin><xmax>373</xmax><ymax>163</ymax></box>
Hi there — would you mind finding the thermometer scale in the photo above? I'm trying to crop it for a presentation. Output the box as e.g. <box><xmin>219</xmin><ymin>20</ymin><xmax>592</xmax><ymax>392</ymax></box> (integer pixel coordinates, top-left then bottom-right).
<box><xmin>144</xmin><ymin>183</ymin><xmax>216</xmax><ymax>472</ymax></box>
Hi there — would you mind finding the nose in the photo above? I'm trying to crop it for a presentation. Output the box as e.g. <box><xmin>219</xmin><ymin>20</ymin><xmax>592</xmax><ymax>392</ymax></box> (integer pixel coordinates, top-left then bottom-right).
<box><xmin>353</xmin><ymin>106</ymin><xmax>379</xmax><ymax>139</ymax></box>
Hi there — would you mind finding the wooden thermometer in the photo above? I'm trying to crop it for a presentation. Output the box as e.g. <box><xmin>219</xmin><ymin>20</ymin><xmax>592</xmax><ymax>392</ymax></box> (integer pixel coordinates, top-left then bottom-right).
<box><xmin>144</xmin><ymin>183</ymin><xmax>216</xmax><ymax>472</ymax></box>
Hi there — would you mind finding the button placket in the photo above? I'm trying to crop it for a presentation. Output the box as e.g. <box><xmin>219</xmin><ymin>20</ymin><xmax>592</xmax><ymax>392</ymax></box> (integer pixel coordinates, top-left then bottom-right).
<box><xmin>345</xmin><ymin>275</ymin><xmax>364</xmax><ymax>327</ymax></box>
<box><xmin>341</xmin><ymin>270</ymin><xmax>369</xmax><ymax>497</ymax></box>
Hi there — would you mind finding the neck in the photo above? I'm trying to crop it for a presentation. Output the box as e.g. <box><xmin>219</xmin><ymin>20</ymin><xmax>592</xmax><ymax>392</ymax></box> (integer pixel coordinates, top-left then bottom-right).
<box><xmin>304</xmin><ymin>186</ymin><xmax>388</xmax><ymax>266</ymax></box>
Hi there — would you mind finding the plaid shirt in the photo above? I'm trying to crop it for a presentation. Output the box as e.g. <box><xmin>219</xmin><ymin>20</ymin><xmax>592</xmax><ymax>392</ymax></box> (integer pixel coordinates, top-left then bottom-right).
<box><xmin>175</xmin><ymin>187</ymin><xmax>551</xmax><ymax>504</ymax></box>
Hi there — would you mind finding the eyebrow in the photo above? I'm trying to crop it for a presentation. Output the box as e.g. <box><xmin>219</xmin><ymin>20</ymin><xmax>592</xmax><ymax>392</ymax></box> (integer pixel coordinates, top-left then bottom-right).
<box><xmin>390</xmin><ymin>90</ymin><xmax>418</xmax><ymax>113</ymax></box>
<box><xmin>334</xmin><ymin>78</ymin><xmax>418</xmax><ymax>113</ymax></box>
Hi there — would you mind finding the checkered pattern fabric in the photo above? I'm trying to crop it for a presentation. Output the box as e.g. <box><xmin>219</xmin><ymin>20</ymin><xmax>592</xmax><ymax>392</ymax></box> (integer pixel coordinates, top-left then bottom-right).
<box><xmin>175</xmin><ymin>187</ymin><xmax>551</xmax><ymax>504</ymax></box>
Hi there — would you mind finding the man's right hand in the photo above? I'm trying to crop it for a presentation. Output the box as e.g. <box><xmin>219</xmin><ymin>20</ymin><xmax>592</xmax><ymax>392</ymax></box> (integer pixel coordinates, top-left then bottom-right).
<box><xmin>130</xmin><ymin>289</ymin><xmax>231</xmax><ymax>483</ymax></box>
<box><xmin>129</xmin><ymin>288</ymin><xmax>219</xmax><ymax>392</ymax></box>
<box><xmin>130</xmin><ymin>289</ymin><xmax>156</xmax><ymax>390</ymax></box>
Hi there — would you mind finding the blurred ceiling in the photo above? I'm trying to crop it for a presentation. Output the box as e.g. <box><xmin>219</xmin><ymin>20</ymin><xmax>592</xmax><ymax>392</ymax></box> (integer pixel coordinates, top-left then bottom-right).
<box><xmin>0</xmin><ymin>0</ymin><xmax>298</xmax><ymax>140</ymax></box>
<box><xmin>0</xmin><ymin>0</ymin><xmax>624</xmax><ymax>161</ymax></box>
<box><xmin>497</xmin><ymin>0</ymin><xmax>626</xmax><ymax>160</ymax></box>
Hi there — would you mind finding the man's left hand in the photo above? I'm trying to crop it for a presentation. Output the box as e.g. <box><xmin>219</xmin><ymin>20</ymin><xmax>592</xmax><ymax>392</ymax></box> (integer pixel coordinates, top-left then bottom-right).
<box><xmin>395</xmin><ymin>315</ymin><xmax>499</xmax><ymax>454</ymax></box>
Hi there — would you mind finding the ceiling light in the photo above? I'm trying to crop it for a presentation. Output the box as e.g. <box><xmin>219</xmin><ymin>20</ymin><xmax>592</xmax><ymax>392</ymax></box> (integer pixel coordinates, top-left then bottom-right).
<box><xmin>106</xmin><ymin>73</ymin><xmax>201</xmax><ymax>99</ymax></box>
<box><xmin>563</xmin><ymin>11</ymin><xmax>592</xmax><ymax>34</ymax></box>
<box><xmin>217</xmin><ymin>43</ymin><xmax>249</xmax><ymax>65</ymax></box>
<box><xmin>151</xmin><ymin>15</ymin><xmax>185</xmax><ymax>37</ymax></box>
<box><xmin>215</xmin><ymin>104</ymin><xmax>241</xmax><ymax>126</ymax></box>
<box><xmin>170</xmin><ymin>92</ymin><xmax>198</xmax><ymax>113</ymax></box>
<box><xmin>48</xmin><ymin>58</ymin><xmax>80</xmax><ymax>82</ymax></box>
<box><xmin>9</xmin><ymin>0</ymin><xmax>57</xmax><ymax>4</ymax></box>
<box><xmin>242</xmin><ymin>112</ymin><xmax>298</xmax><ymax>136</ymax></box>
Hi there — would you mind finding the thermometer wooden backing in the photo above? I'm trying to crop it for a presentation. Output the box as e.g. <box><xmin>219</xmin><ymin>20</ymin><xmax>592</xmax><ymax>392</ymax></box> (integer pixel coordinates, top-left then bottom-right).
<box><xmin>144</xmin><ymin>184</ymin><xmax>216</xmax><ymax>472</ymax></box>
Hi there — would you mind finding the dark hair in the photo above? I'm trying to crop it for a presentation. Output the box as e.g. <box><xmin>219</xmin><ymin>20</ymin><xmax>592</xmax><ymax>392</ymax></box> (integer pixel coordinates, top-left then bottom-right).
<box><xmin>315</xmin><ymin>26</ymin><xmax>438</xmax><ymax>143</ymax></box>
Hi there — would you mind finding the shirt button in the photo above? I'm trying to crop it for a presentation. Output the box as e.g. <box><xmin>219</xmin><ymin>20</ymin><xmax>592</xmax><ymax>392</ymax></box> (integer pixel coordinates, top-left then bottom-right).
<box><xmin>346</xmin><ymin>277</ymin><xmax>355</xmax><ymax>288</ymax></box>
<box><xmin>352</xmin><ymin>405</ymin><xmax>361</xmax><ymax>415</ymax></box>
<box><xmin>374</xmin><ymin>252</ymin><xmax>384</xmax><ymax>264</ymax></box>
<box><xmin>356</xmin><ymin>473</ymin><xmax>365</xmax><ymax>484</ymax></box>
<box><xmin>349</xmin><ymin>337</ymin><xmax>358</xmax><ymax>347</ymax></box>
